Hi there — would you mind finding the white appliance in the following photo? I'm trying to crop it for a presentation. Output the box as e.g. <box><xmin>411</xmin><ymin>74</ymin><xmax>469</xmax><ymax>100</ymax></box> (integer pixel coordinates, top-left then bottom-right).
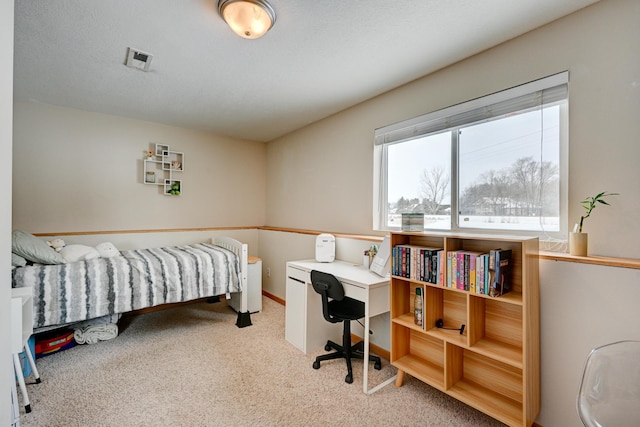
<box><xmin>315</xmin><ymin>234</ymin><xmax>335</xmax><ymax>262</ymax></box>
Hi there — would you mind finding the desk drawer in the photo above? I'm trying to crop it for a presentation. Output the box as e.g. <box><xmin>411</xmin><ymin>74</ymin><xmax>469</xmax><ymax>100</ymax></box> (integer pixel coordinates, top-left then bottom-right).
<box><xmin>342</xmin><ymin>280</ymin><xmax>367</xmax><ymax>302</ymax></box>
<box><xmin>286</xmin><ymin>265</ymin><xmax>309</xmax><ymax>284</ymax></box>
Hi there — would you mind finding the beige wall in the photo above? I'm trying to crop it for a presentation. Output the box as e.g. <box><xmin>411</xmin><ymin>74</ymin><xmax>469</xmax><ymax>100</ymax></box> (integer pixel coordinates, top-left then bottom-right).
<box><xmin>267</xmin><ymin>0</ymin><xmax>640</xmax><ymax>259</ymax></box>
<box><xmin>264</xmin><ymin>1</ymin><xmax>640</xmax><ymax>426</ymax></box>
<box><xmin>8</xmin><ymin>0</ymin><xmax>640</xmax><ymax>425</ymax></box>
<box><xmin>12</xmin><ymin>100</ymin><xmax>267</xmax><ymax>233</ymax></box>
<box><xmin>1</xmin><ymin>0</ymin><xmax>13</xmax><ymax>422</ymax></box>
<box><xmin>539</xmin><ymin>259</ymin><xmax>640</xmax><ymax>426</ymax></box>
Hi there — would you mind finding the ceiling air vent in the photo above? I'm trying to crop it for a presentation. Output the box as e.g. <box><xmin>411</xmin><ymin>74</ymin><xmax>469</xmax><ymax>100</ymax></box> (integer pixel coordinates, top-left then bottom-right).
<box><xmin>125</xmin><ymin>47</ymin><xmax>153</xmax><ymax>72</ymax></box>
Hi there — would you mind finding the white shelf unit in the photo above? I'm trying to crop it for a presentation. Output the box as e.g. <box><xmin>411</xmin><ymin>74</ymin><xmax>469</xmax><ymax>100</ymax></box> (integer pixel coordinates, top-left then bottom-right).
<box><xmin>12</xmin><ymin>286</ymin><xmax>40</xmax><ymax>415</ymax></box>
<box><xmin>11</xmin><ymin>287</ymin><xmax>33</xmax><ymax>355</ymax></box>
<box><xmin>143</xmin><ymin>143</ymin><xmax>184</xmax><ymax>196</ymax></box>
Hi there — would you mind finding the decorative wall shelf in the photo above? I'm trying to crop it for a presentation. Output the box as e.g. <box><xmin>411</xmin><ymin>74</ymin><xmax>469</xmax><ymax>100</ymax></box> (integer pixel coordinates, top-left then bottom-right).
<box><xmin>142</xmin><ymin>143</ymin><xmax>184</xmax><ymax>196</ymax></box>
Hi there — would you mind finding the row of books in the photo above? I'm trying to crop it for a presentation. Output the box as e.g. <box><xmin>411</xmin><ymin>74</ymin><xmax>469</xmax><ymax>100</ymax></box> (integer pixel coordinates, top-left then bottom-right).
<box><xmin>392</xmin><ymin>245</ymin><xmax>513</xmax><ymax>297</ymax></box>
<box><xmin>391</xmin><ymin>244</ymin><xmax>445</xmax><ymax>285</ymax></box>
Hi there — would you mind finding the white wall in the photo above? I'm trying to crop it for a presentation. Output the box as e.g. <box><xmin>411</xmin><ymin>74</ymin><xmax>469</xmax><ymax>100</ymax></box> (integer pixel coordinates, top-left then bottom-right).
<box><xmin>12</xmin><ymin>100</ymin><xmax>267</xmax><ymax>233</ymax></box>
<box><xmin>1</xmin><ymin>0</ymin><xmax>13</xmax><ymax>422</ymax></box>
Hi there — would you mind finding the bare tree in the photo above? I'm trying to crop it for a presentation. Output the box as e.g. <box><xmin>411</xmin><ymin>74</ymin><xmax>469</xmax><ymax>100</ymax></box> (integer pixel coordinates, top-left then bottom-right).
<box><xmin>420</xmin><ymin>166</ymin><xmax>449</xmax><ymax>214</ymax></box>
<box><xmin>510</xmin><ymin>157</ymin><xmax>559</xmax><ymax>216</ymax></box>
<box><xmin>480</xmin><ymin>169</ymin><xmax>511</xmax><ymax>215</ymax></box>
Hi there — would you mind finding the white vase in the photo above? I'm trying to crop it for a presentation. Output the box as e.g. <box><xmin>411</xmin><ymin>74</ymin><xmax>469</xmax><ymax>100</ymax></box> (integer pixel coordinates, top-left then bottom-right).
<box><xmin>569</xmin><ymin>232</ymin><xmax>588</xmax><ymax>256</ymax></box>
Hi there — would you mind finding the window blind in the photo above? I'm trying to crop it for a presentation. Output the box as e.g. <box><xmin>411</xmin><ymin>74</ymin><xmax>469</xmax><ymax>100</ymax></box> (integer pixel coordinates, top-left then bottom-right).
<box><xmin>375</xmin><ymin>71</ymin><xmax>568</xmax><ymax>146</ymax></box>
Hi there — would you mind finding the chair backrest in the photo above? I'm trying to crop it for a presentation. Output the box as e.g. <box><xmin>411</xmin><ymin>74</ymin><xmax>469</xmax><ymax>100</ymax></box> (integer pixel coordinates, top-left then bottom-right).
<box><xmin>577</xmin><ymin>340</ymin><xmax>640</xmax><ymax>427</ymax></box>
<box><xmin>310</xmin><ymin>270</ymin><xmax>344</xmax><ymax>324</ymax></box>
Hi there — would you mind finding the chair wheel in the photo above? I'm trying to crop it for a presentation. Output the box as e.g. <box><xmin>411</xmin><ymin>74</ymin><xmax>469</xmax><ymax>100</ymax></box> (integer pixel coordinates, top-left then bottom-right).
<box><xmin>375</xmin><ymin>361</ymin><xmax>382</xmax><ymax>370</ymax></box>
<box><xmin>325</xmin><ymin>344</ymin><xmax>332</xmax><ymax>351</ymax></box>
<box><xmin>345</xmin><ymin>374</ymin><xmax>353</xmax><ymax>384</ymax></box>
<box><xmin>313</xmin><ymin>360</ymin><xmax>320</xmax><ymax>369</ymax></box>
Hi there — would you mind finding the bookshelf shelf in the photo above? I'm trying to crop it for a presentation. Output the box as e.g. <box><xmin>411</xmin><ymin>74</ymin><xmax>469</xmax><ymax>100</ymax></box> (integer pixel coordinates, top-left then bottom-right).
<box><xmin>390</xmin><ymin>231</ymin><xmax>539</xmax><ymax>427</ymax></box>
<box><xmin>425</xmin><ymin>328</ymin><xmax>468</xmax><ymax>346</ymax></box>
<box><xmin>470</xmin><ymin>338</ymin><xmax>523</xmax><ymax>368</ymax></box>
<box><xmin>448</xmin><ymin>378</ymin><xmax>523</xmax><ymax>427</ymax></box>
<box><xmin>394</xmin><ymin>354</ymin><xmax>445</xmax><ymax>390</ymax></box>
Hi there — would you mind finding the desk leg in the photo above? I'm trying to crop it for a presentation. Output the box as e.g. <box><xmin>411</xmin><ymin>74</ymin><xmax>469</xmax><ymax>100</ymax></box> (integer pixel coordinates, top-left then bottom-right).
<box><xmin>363</xmin><ymin>315</ymin><xmax>370</xmax><ymax>394</ymax></box>
<box><xmin>24</xmin><ymin>343</ymin><xmax>41</xmax><ymax>383</ymax></box>
<box><xmin>13</xmin><ymin>353</ymin><xmax>31</xmax><ymax>413</ymax></box>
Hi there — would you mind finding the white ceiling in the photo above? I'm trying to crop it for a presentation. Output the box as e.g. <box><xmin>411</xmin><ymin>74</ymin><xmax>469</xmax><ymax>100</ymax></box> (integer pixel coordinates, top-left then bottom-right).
<box><xmin>13</xmin><ymin>0</ymin><xmax>598</xmax><ymax>142</ymax></box>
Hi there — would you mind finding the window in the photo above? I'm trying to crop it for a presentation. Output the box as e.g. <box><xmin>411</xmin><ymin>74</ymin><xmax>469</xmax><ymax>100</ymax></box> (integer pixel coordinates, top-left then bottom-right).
<box><xmin>374</xmin><ymin>72</ymin><xmax>568</xmax><ymax>238</ymax></box>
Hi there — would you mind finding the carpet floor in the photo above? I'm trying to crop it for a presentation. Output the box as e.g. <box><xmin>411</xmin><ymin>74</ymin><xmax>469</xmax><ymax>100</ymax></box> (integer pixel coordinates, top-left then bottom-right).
<box><xmin>17</xmin><ymin>297</ymin><xmax>505</xmax><ymax>426</ymax></box>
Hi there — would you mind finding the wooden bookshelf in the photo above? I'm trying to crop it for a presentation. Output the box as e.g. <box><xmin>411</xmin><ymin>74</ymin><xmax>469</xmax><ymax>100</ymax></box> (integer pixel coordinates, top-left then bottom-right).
<box><xmin>390</xmin><ymin>231</ymin><xmax>540</xmax><ymax>427</ymax></box>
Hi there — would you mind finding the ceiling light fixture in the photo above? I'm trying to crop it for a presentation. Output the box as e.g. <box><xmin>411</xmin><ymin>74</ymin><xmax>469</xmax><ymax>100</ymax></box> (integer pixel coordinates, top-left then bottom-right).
<box><xmin>218</xmin><ymin>0</ymin><xmax>276</xmax><ymax>40</ymax></box>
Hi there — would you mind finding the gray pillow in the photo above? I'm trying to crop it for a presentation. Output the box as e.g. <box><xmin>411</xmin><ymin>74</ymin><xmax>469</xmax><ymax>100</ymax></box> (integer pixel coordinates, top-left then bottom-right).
<box><xmin>11</xmin><ymin>252</ymin><xmax>27</xmax><ymax>267</ymax></box>
<box><xmin>12</xmin><ymin>230</ymin><xmax>66</xmax><ymax>265</ymax></box>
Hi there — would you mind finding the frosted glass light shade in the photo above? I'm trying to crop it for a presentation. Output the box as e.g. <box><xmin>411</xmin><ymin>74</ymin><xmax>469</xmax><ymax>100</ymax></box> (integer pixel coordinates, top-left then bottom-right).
<box><xmin>218</xmin><ymin>0</ymin><xmax>276</xmax><ymax>39</ymax></box>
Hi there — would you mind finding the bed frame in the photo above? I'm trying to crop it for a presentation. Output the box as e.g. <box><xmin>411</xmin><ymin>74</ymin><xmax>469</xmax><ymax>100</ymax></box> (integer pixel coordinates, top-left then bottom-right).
<box><xmin>212</xmin><ymin>236</ymin><xmax>252</xmax><ymax>327</ymax></box>
<box><xmin>13</xmin><ymin>236</ymin><xmax>253</xmax><ymax>336</ymax></box>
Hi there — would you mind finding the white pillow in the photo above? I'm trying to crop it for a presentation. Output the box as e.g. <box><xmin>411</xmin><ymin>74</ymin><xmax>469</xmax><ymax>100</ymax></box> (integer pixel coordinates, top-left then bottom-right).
<box><xmin>59</xmin><ymin>245</ymin><xmax>100</xmax><ymax>263</ymax></box>
<box><xmin>96</xmin><ymin>242</ymin><xmax>120</xmax><ymax>258</ymax></box>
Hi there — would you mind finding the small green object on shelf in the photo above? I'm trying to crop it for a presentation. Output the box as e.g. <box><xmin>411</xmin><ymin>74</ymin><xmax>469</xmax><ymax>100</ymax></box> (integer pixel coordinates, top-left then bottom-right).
<box><xmin>169</xmin><ymin>182</ymin><xmax>180</xmax><ymax>195</ymax></box>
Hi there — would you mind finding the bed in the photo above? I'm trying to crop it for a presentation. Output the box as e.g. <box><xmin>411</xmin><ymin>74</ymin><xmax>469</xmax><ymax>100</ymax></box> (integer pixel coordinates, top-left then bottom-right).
<box><xmin>11</xmin><ymin>235</ymin><xmax>250</xmax><ymax>339</ymax></box>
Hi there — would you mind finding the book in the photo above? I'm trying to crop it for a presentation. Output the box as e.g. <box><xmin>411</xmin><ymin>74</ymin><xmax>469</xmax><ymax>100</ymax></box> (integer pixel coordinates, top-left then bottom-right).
<box><xmin>489</xmin><ymin>249</ymin><xmax>512</xmax><ymax>297</ymax></box>
<box><xmin>447</xmin><ymin>250</ymin><xmax>483</xmax><ymax>291</ymax></box>
<box><xmin>447</xmin><ymin>251</ymin><xmax>453</xmax><ymax>288</ymax></box>
<box><xmin>424</xmin><ymin>248</ymin><xmax>443</xmax><ymax>284</ymax></box>
<box><xmin>392</xmin><ymin>244</ymin><xmax>443</xmax><ymax>281</ymax></box>
<box><xmin>437</xmin><ymin>250</ymin><xmax>445</xmax><ymax>286</ymax></box>
<box><xmin>469</xmin><ymin>253</ymin><xmax>476</xmax><ymax>293</ymax></box>
<box><xmin>476</xmin><ymin>253</ymin><xmax>488</xmax><ymax>294</ymax></box>
<box><xmin>450</xmin><ymin>251</ymin><xmax>458</xmax><ymax>288</ymax></box>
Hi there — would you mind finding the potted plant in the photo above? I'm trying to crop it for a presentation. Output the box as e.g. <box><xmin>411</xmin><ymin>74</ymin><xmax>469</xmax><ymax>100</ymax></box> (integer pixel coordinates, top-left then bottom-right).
<box><xmin>570</xmin><ymin>191</ymin><xmax>618</xmax><ymax>256</ymax></box>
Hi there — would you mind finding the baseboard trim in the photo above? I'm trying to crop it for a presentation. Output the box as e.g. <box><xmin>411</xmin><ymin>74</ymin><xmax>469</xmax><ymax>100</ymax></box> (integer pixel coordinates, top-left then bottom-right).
<box><xmin>263</xmin><ymin>290</ymin><xmax>285</xmax><ymax>305</ymax></box>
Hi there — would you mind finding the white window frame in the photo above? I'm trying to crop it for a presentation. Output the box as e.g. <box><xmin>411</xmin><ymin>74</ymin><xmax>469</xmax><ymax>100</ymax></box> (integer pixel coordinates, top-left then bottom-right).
<box><xmin>373</xmin><ymin>72</ymin><xmax>569</xmax><ymax>240</ymax></box>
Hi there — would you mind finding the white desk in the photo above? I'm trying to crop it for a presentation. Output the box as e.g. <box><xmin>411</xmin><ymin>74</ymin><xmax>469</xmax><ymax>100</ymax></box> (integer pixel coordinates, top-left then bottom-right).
<box><xmin>285</xmin><ymin>259</ymin><xmax>392</xmax><ymax>394</ymax></box>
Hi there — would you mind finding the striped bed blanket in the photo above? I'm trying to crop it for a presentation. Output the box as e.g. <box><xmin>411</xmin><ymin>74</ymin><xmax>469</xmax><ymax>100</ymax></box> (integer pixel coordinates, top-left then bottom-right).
<box><xmin>12</xmin><ymin>242</ymin><xmax>242</xmax><ymax>329</ymax></box>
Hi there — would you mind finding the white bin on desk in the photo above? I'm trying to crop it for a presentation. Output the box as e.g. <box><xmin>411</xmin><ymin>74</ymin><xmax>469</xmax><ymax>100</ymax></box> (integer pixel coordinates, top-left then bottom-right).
<box><xmin>228</xmin><ymin>256</ymin><xmax>262</xmax><ymax>313</ymax></box>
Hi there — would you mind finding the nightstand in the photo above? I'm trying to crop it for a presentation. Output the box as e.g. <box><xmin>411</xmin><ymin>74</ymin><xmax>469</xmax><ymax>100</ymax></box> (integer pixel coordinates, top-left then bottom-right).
<box><xmin>11</xmin><ymin>287</ymin><xmax>41</xmax><ymax>413</ymax></box>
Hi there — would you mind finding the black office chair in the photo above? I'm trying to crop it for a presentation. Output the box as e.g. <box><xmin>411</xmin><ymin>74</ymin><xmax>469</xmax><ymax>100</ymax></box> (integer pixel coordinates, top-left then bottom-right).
<box><xmin>310</xmin><ymin>270</ymin><xmax>382</xmax><ymax>383</ymax></box>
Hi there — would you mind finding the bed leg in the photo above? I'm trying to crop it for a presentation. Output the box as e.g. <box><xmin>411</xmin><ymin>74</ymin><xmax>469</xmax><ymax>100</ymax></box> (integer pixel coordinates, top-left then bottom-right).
<box><xmin>235</xmin><ymin>311</ymin><xmax>252</xmax><ymax>328</ymax></box>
